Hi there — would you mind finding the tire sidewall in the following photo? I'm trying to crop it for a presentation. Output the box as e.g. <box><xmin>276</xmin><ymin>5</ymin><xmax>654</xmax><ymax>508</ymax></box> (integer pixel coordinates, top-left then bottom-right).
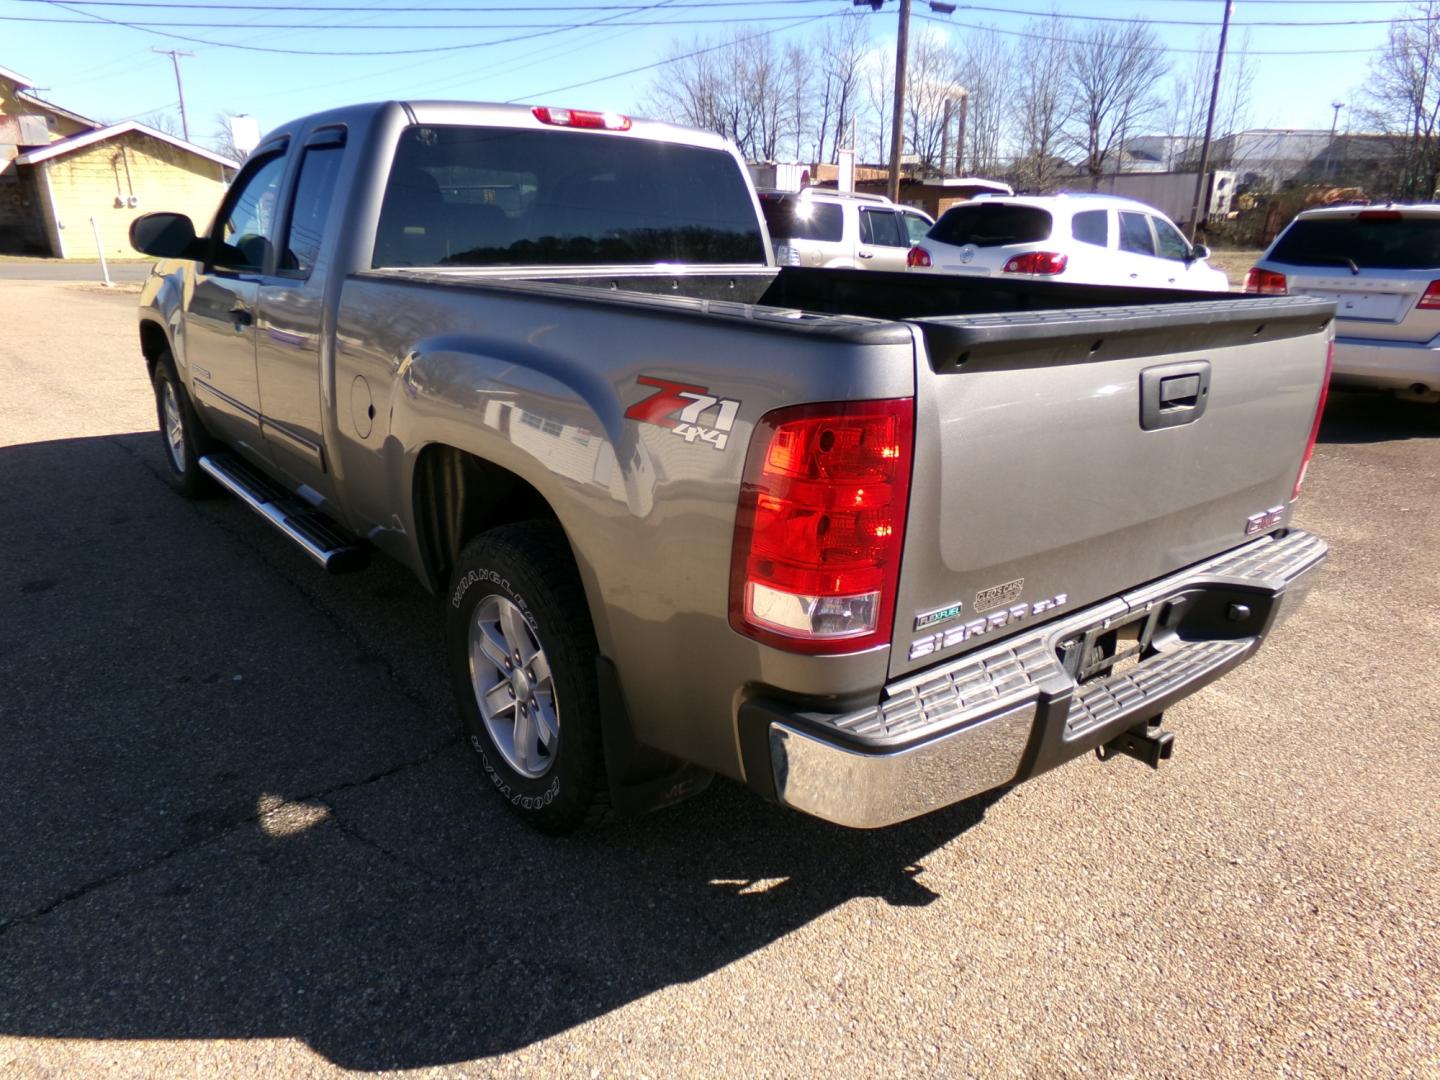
<box><xmin>152</xmin><ymin>353</ymin><xmax>207</xmax><ymax>495</ymax></box>
<box><xmin>446</xmin><ymin>543</ymin><xmax>598</xmax><ymax>828</ymax></box>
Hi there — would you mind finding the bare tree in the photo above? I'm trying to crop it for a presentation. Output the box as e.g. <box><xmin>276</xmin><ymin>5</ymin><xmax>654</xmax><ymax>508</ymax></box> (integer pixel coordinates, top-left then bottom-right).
<box><xmin>816</xmin><ymin>13</ymin><xmax>871</xmax><ymax>163</ymax></box>
<box><xmin>863</xmin><ymin>45</ymin><xmax>893</xmax><ymax>164</ymax></box>
<box><xmin>644</xmin><ymin>32</ymin><xmax>796</xmax><ymax>161</ymax></box>
<box><xmin>956</xmin><ymin>27</ymin><xmax>1011</xmax><ymax>176</ymax></box>
<box><xmin>904</xmin><ymin>28</ymin><xmax>961</xmax><ymax>176</ymax></box>
<box><xmin>1362</xmin><ymin>1</ymin><xmax>1440</xmax><ymax>199</ymax></box>
<box><xmin>136</xmin><ymin>110</ymin><xmax>183</xmax><ymax>138</ymax></box>
<box><xmin>1009</xmin><ymin>19</ymin><xmax>1069</xmax><ymax>191</ymax></box>
<box><xmin>1167</xmin><ymin>30</ymin><xmax>1255</xmax><ymax>170</ymax></box>
<box><xmin>1063</xmin><ymin>20</ymin><xmax>1170</xmax><ymax>189</ymax></box>
<box><xmin>209</xmin><ymin>111</ymin><xmax>251</xmax><ymax>162</ymax></box>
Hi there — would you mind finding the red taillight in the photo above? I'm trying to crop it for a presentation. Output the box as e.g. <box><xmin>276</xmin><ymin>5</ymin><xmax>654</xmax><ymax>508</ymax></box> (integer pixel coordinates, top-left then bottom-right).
<box><xmin>729</xmin><ymin>399</ymin><xmax>914</xmax><ymax>654</ymax></box>
<box><xmin>907</xmin><ymin>245</ymin><xmax>932</xmax><ymax>268</ymax></box>
<box><xmin>531</xmin><ymin>106</ymin><xmax>631</xmax><ymax>131</ymax></box>
<box><xmin>1244</xmin><ymin>267</ymin><xmax>1288</xmax><ymax>294</ymax></box>
<box><xmin>1417</xmin><ymin>280</ymin><xmax>1440</xmax><ymax>309</ymax></box>
<box><xmin>1291</xmin><ymin>341</ymin><xmax>1333</xmax><ymax>501</ymax></box>
<box><xmin>1356</xmin><ymin>209</ymin><xmax>1403</xmax><ymax>220</ymax></box>
<box><xmin>1002</xmin><ymin>251</ymin><xmax>1067</xmax><ymax>275</ymax></box>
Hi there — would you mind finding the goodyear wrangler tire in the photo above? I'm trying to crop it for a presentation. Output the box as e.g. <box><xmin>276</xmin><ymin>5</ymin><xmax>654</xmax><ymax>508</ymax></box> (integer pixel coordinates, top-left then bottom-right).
<box><xmin>445</xmin><ymin>521</ymin><xmax>610</xmax><ymax>833</ymax></box>
<box><xmin>151</xmin><ymin>349</ymin><xmax>215</xmax><ymax>499</ymax></box>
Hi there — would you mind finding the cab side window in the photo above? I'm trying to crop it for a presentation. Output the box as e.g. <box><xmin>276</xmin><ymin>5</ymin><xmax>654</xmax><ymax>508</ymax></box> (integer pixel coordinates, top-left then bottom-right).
<box><xmin>212</xmin><ymin>153</ymin><xmax>287</xmax><ymax>273</ymax></box>
<box><xmin>1151</xmin><ymin>216</ymin><xmax>1192</xmax><ymax>261</ymax></box>
<box><xmin>1118</xmin><ymin>211</ymin><xmax>1156</xmax><ymax>257</ymax></box>
<box><xmin>281</xmin><ymin>141</ymin><xmax>345</xmax><ymax>276</ymax></box>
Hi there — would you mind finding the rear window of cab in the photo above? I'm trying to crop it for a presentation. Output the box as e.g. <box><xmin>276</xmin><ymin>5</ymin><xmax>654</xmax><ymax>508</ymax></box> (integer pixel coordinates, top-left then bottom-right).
<box><xmin>929</xmin><ymin>203</ymin><xmax>1052</xmax><ymax>247</ymax></box>
<box><xmin>760</xmin><ymin>196</ymin><xmax>844</xmax><ymax>243</ymax></box>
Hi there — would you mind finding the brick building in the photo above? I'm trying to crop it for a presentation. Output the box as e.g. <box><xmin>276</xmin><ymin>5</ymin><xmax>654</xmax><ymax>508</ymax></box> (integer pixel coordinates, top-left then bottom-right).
<box><xmin>1</xmin><ymin>63</ymin><xmax>238</xmax><ymax>258</ymax></box>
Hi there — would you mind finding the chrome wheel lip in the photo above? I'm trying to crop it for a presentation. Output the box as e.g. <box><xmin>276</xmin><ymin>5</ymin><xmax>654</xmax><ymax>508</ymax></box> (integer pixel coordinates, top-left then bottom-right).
<box><xmin>467</xmin><ymin>594</ymin><xmax>558</xmax><ymax>779</ymax></box>
<box><xmin>162</xmin><ymin>380</ymin><xmax>187</xmax><ymax>473</ymax></box>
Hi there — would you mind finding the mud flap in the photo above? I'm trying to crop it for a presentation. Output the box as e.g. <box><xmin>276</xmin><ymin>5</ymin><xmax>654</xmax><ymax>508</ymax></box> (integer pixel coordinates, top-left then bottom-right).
<box><xmin>597</xmin><ymin>656</ymin><xmax>712</xmax><ymax>816</ymax></box>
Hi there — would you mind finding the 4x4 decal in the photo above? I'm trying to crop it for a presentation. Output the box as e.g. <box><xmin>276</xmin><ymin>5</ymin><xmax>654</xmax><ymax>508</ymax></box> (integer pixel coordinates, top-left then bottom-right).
<box><xmin>625</xmin><ymin>375</ymin><xmax>740</xmax><ymax>451</ymax></box>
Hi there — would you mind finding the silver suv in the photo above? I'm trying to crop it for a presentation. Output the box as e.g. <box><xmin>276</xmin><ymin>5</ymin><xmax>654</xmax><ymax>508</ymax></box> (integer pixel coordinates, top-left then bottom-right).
<box><xmin>758</xmin><ymin>189</ymin><xmax>934</xmax><ymax>271</ymax></box>
<box><xmin>1248</xmin><ymin>204</ymin><xmax>1440</xmax><ymax>401</ymax></box>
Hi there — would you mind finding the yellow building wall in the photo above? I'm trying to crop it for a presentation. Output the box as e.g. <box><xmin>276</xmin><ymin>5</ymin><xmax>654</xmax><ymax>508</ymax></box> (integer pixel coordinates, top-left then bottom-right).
<box><xmin>43</xmin><ymin>130</ymin><xmax>231</xmax><ymax>258</ymax></box>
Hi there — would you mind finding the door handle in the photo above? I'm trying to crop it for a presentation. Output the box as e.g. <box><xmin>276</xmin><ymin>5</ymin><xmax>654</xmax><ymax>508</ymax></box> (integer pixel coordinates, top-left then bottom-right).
<box><xmin>857</xmin><ymin>251</ymin><xmax>874</xmax><ymax>259</ymax></box>
<box><xmin>229</xmin><ymin>304</ymin><xmax>253</xmax><ymax>331</ymax></box>
<box><xmin>1139</xmin><ymin>361</ymin><xmax>1211</xmax><ymax>430</ymax></box>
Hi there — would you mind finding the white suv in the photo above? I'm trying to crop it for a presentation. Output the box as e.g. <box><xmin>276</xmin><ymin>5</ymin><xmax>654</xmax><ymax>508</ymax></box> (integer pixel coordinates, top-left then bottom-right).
<box><xmin>1247</xmin><ymin>204</ymin><xmax>1440</xmax><ymax>401</ymax></box>
<box><xmin>759</xmin><ymin>189</ymin><xmax>935</xmax><ymax>272</ymax></box>
<box><xmin>907</xmin><ymin>194</ymin><xmax>1229</xmax><ymax>292</ymax></box>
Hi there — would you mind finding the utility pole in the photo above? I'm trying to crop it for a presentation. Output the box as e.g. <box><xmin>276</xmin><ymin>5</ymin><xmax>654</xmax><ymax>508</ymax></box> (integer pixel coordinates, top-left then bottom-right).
<box><xmin>152</xmin><ymin>48</ymin><xmax>194</xmax><ymax>142</ymax></box>
<box><xmin>955</xmin><ymin>89</ymin><xmax>968</xmax><ymax>176</ymax></box>
<box><xmin>886</xmin><ymin>0</ymin><xmax>911</xmax><ymax>202</ymax></box>
<box><xmin>1186</xmin><ymin>0</ymin><xmax>1232</xmax><ymax>242</ymax></box>
<box><xmin>1327</xmin><ymin>101</ymin><xmax>1345</xmax><ymax>180</ymax></box>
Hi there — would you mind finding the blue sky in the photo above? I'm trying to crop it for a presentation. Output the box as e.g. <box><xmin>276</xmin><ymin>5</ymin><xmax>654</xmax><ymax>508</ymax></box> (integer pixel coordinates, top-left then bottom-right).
<box><xmin>1</xmin><ymin>0</ymin><xmax>1417</xmax><ymax>150</ymax></box>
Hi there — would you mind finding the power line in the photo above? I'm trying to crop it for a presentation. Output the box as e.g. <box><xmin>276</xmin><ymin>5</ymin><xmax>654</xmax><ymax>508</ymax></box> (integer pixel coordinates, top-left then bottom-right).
<box><xmin>33</xmin><ymin>0</ymin><xmax>713</xmax><ymax>54</ymax></box>
<box><xmin>509</xmin><ymin>10</ymin><xmax>833</xmax><ymax>101</ymax></box>
<box><xmin>5</xmin><ymin>12</ymin><xmax>873</xmax><ymax>27</ymax></box>
<box><xmin>13</xmin><ymin>0</ymin><xmax>1427</xmax><ymax>21</ymax></box>
<box><xmin>912</xmin><ymin>13</ymin><xmax>1386</xmax><ymax>54</ymax></box>
<box><xmin>11</xmin><ymin>0</ymin><xmax>1428</xmax><ymax>25</ymax></box>
<box><xmin>13</xmin><ymin>0</ymin><xmax>1426</xmax><ymax>6</ymax></box>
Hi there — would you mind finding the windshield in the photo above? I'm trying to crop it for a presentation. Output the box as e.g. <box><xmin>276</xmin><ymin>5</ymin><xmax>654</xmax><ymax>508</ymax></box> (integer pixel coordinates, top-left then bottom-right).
<box><xmin>1270</xmin><ymin>216</ymin><xmax>1440</xmax><ymax>271</ymax></box>
<box><xmin>374</xmin><ymin>125</ymin><xmax>766</xmax><ymax>268</ymax></box>
<box><xmin>928</xmin><ymin>203</ymin><xmax>1052</xmax><ymax>247</ymax></box>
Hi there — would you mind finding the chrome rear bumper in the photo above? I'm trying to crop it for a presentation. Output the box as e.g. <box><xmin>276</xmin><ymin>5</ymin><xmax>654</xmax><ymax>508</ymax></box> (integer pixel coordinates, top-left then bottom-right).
<box><xmin>761</xmin><ymin>529</ymin><xmax>1326</xmax><ymax>828</ymax></box>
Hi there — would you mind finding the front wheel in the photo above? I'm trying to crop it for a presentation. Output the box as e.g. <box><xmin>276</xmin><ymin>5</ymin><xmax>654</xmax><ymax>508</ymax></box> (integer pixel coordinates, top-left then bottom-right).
<box><xmin>151</xmin><ymin>350</ymin><xmax>214</xmax><ymax>498</ymax></box>
<box><xmin>445</xmin><ymin>521</ymin><xmax>610</xmax><ymax>833</ymax></box>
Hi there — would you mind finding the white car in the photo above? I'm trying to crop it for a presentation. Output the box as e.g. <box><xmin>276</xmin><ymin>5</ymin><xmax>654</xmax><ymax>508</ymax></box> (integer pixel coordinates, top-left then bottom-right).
<box><xmin>759</xmin><ymin>189</ymin><xmax>934</xmax><ymax>272</ymax></box>
<box><xmin>907</xmin><ymin>194</ymin><xmax>1229</xmax><ymax>292</ymax></box>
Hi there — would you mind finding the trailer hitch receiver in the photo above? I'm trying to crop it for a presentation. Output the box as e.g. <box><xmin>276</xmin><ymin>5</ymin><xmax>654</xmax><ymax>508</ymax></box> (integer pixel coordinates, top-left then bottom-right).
<box><xmin>1096</xmin><ymin>716</ymin><xmax>1174</xmax><ymax>770</ymax></box>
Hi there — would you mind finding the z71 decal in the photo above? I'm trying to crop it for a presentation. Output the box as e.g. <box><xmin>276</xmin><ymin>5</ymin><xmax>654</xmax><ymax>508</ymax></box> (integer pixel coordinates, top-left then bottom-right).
<box><xmin>625</xmin><ymin>375</ymin><xmax>740</xmax><ymax>451</ymax></box>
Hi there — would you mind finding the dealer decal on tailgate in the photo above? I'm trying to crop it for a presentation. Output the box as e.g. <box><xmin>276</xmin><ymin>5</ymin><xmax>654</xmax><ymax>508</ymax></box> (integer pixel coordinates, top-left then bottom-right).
<box><xmin>625</xmin><ymin>375</ymin><xmax>740</xmax><ymax>451</ymax></box>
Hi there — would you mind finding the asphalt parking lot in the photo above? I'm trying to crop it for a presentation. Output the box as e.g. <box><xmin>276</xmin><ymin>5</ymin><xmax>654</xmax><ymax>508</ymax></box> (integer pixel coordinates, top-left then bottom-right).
<box><xmin>1</xmin><ymin>279</ymin><xmax>1437</xmax><ymax>1078</ymax></box>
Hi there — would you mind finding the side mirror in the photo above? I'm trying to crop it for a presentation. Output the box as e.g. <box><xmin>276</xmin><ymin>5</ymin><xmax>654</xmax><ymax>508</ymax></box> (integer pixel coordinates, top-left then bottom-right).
<box><xmin>129</xmin><ymin>212</ymin><xmax>205</xmax><ymax>260</ymax></box>
<box><xmin>1189</xmin><ymin>242</ymin><xmax>1211</xmax><ymax>261</ymax></box>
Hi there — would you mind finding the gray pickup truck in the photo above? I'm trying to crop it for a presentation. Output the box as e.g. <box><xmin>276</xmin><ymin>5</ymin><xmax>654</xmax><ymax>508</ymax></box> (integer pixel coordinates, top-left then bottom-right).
<box><xmin>131</xmin><ymin>101</ymin><xmax>1332</xmax><ymax>833</ymax></box>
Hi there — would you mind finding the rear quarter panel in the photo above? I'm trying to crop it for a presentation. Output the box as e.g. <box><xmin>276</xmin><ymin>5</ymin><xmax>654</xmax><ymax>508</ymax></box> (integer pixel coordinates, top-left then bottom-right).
<box><xmin>331</xmin><ymin>274</ymin><xmax>917</xmax><ymax>778</ymax></box>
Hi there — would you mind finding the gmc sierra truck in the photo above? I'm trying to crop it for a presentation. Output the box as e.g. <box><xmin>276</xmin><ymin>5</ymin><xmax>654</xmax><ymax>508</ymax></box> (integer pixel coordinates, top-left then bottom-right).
<box><xmin>131</xmin><ymin>101</ymin><xmax>1332</xmax><ymax>833</ymax></box>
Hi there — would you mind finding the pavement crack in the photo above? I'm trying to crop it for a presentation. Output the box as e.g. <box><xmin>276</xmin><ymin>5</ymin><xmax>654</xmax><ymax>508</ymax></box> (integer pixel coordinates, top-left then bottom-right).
<box><xmin>0</xmin><ymin>735</ymin><xmax>458</xmax><ymax>937</ymax></box>
<box><xmin>319</xmin><ymin>798</ymin><xmax>446</xmax><ymax>885</ymax></box>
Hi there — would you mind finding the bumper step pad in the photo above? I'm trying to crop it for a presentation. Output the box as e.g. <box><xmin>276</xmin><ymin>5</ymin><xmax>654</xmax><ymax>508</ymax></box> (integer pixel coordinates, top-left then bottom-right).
<box><xmin>810</xmin><ymin>529</ymin><xmax>1326</xmax><ymax>751</ymax></box>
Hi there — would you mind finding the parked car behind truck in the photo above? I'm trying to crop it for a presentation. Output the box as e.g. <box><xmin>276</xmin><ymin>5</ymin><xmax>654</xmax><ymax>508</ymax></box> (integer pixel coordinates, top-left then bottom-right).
<box><xmin>909</xmin><ymin>194</ymin><xmax>1229</xmax><ymax>292</ymax></box>
<box><xmin>1247</xmin><ymin>204</ymin><xmax>1440</xmax><ymax>401</ymax></box>
<box><xmin>131</xmin><ymin>100</ymin><xmax>1331</xmax><ymax>834</ymax></box>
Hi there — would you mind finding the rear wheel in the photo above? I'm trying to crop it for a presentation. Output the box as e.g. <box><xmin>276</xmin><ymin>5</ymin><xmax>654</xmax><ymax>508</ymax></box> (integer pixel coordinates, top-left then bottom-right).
<box><xmin>445</xmin><ymin>521</ymin><xmax>610</xmax><ymax>833</ymax></box>
<box><xmin>151</xmin><ymin>350</ymin><xmax>214</xmax><ymax>498</ymax></box>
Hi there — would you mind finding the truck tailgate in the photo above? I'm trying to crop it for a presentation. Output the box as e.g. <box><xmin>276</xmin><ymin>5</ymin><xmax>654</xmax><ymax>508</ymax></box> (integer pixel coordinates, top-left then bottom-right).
<box><xmin>889</xmin><ymin>296</ymin><xmax>1333</xmax><ymax>680</ymax></box>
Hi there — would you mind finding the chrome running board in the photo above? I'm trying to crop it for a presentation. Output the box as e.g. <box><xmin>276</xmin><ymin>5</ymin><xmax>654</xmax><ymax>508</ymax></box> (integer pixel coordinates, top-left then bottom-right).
<box><xmin>198</xmin><ymin>453</ymin><xmax>369</xmax><ymax>574</ymax></box>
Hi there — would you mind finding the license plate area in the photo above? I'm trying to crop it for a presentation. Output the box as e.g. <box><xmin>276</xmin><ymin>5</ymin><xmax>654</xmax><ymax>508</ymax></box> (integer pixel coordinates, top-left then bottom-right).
<box><xmin>1058</xmin><ymin>606</ymin><xmax>1166</xmax><ymax>687</ymax></box>
<box><xmin>1304</xmin><ymin>290</ymin><xmax>1407</xmax><ymax>321</ymax></box>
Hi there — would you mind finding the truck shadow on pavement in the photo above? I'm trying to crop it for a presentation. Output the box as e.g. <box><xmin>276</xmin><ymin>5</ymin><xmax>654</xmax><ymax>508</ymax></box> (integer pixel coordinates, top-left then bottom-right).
<box><xmin>1317</xmin><ymin>390</ymin><xmax>1440</xmax><ymax>444</ymax></box>
<box><xmin>0</xmin><ymin>432</ymin><xmax>1002</xmax><ymax>1071</ymax></box>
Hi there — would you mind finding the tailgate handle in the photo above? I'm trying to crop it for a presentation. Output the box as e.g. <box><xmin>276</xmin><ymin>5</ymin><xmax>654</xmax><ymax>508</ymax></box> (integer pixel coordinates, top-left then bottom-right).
<box><xmin>1140</xmin><ymin>361</ymin><xmax>1211</xmax><ymax>430</ymax></box>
